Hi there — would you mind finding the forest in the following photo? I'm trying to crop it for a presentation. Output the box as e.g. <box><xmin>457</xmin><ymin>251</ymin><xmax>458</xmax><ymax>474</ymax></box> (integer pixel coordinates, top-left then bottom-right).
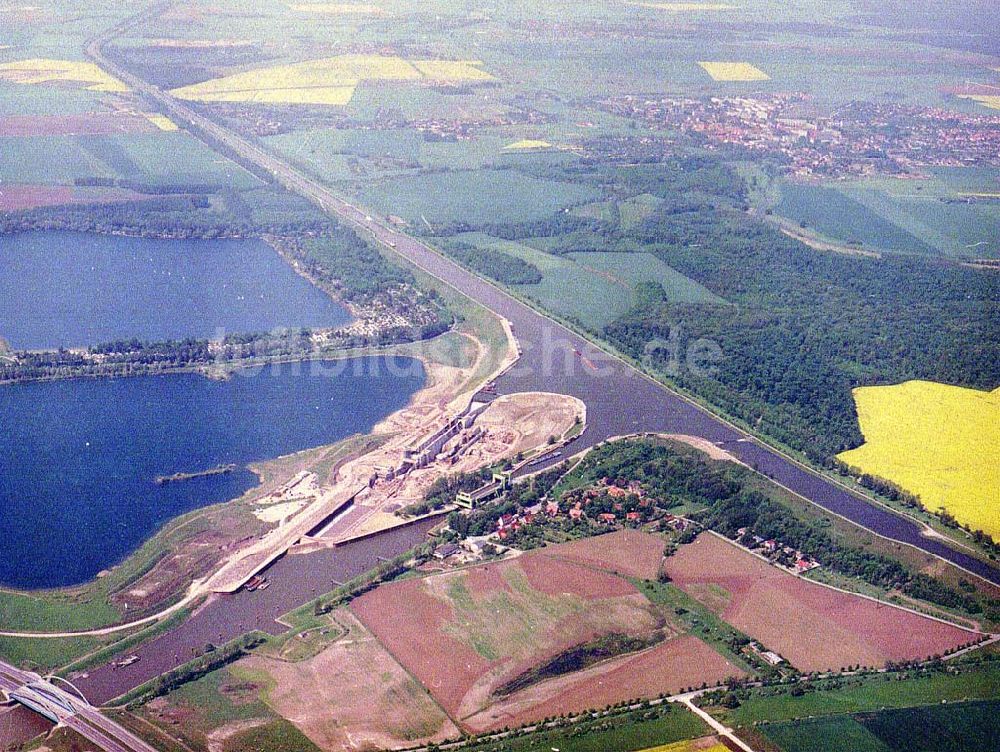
<box><xmin>428</xmin><ymin>145</ymin><xmax>999</xmax><ymax>464</ymax></box>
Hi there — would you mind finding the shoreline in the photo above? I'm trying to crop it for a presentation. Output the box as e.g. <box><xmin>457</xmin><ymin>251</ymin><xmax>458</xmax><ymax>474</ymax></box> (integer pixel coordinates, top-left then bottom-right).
<box><xmin>0</xmin><ymin>318</ymin><xmax>512</xmax><ymax>634</ymax></box>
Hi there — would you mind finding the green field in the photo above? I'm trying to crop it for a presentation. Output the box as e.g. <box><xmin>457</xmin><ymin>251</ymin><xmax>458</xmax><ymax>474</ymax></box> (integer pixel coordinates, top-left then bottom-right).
<box><xmin>763</xmin><ymin>715</ymin><xmax>892</xmax><ymax>752</ymax></box>
<box><xmin>451</xmin><ymin>234</ymin><xmax>723</xmax><ymax>330</ymax></box>
<box><xmin>775</xmin><ymin>182</ymin><xmax>938</xmax><ymax>256</ymax></box>
<box><xmin>355</xmin><ymin>169</ymin><xmax>600</xmax><ymax>226</ymax></box>
<box><xmin>839</xmin><ymin>174</ymin><xmax>1000</xmax><ymax>259</ymax></box>
<box><xmin>762</xmin><ymin>700</ymin><xmax>1000</xmax><ymax>752</ymax></box>
<box><xmin>716</xmin><ymin>662</ymin><xmax>1000</xmax><ymax>727</ymax></box>
<box><xmin>0</xmin><ymin>132</ymin><xmax>262</xmax><ymax>187</ymax></box>
<box><xmin>457</xmin><ymin>703</ymin><xmax>708</xmax><ymax>752</ymax></box>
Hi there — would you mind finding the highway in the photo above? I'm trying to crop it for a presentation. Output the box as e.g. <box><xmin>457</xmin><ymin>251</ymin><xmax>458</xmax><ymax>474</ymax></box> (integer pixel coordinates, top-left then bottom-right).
<box><xmin>82</xmin><ymin>17</ymin><xmax>1000</xmax><ymax>588</ymax></box>
<box><xmin>0</xmin><ymin>661</ymin><xmax>157</xmax><ymax>752</ymax></box>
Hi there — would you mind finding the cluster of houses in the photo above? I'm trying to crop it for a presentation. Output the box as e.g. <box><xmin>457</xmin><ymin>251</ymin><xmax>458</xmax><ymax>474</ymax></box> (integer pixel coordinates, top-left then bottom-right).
<box><xmin>552</xmin><ymin>477</ymin><xmax>695</xmax><ymax>532</ymax></box>
<box><xmin>466</xmin><ymin>477</ymin><xmax>697</xmax><ymax>542</ymax></box>
<box><xmin>602</xmin><ymin>92</ymin><xmax>1000</xmax><ymax>178</ymax></box>
<box><xmin>736</xmin><ymin>527</ymin><xmax>821</xmax><ymax>574</ymax></box>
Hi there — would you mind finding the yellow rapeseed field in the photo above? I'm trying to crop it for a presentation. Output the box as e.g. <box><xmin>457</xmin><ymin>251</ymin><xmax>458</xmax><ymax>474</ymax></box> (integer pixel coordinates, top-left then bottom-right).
<box><xmin>960</xmin><ymin>94</ymin><xmax>1000</xmax><ymax>111</ymax></box>
<box><xmin>837</xmin><ymin>381</ymin><xmax>1000</xmax><ymax>538</ymax></box>
<box><xmin>0</xmin><ymin>58</ymin><xmax>128</xmax><ymax>92</ymax></box>
<box><xmin>638</xmin><ymin>739</ymin><xmax>729</xmax><ymax>752</ymax></box>
<box><xmin>143</xmin><ymin>113</ymin><xmax>179</xmax><ymax>131</ymax></box>
<box><xmin>698</xmin><ymin>61</ymin><xmax>770</xmax><ymax>81</ymax></box>
<box><xmin>503</xmin><ymin>139</ymin><xmax>552</xmax><ymax>150</ymax></box>
<box><xmin>171</xmin><ymin>55</ymin><xmax>492</xmax><ymax>105</ymax></box>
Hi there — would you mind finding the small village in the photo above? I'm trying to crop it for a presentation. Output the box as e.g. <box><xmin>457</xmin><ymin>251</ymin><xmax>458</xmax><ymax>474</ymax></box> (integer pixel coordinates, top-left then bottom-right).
<box><xmin>430</xmin><ymin>471</ymin><xmax>823</xmax><ymax>583</ymax></box>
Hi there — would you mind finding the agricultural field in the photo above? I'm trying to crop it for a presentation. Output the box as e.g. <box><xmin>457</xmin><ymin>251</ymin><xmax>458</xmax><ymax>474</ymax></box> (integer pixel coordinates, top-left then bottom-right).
<box><xmin>837</xmin><ymin>380</ymin><xmax>1000</xmax><ymax>538</ymax></box>
<box><xmin>774</xmin><ymin>182</ymin><xmax>939</xmax><ymax>256</ymax></box>
<box><xmin>137</xmin><ymin>663</ymin><xmax>321</xmax><ymax>752</ymax></box>
<box><xmin>449</xmin><ymin>235</ymin><xmax>722</xmax><ymax>330</ymax></box>
<box><xmin>449</xmin><ymin>705</ymin><xmax>711</xmax><ymax>752</ymax></box>
<box><xmin>0</xmin><ymin>58</ymin><xmax>127</xmax><ymax>92</ymax></box>
<box><xmin>698</xmin><ymin>61</ymin><xmax>771</xmax><ymax>82</ymax></box>
<box><xmin>663</xmin><ymin>533</ymin><xmax>975</xmax><ymax>672</ymax></box>
<box><xmin>774</xmin><ymin>171</ymin><xmax>1000</xmax><ymax>259</ymax></box>
<box><xmin>639</xmin><ymin>739</ymin><xmax>728</xmax><ymax>752</ymax></box>
<box><xmin>760</xmin><ymin>699</ymin><xmax>1000</xmax><ymax>752</ymax></box>
<box><xmin>237</xmin><ymin>611</ymin><xmax>459</xmax><ymax>750</ymax></box>
<box><xmin>713</xmin><ymin>659</ymin><xmax>1000</xmax><ymax>727</ymax></box>
<box><xmin>351</xmin><ymin>532</ymin><xmax>744</xmax><ymax>733</ymax></box>
<box><xmin>170</xmin><ymin>54</ymin><xmax>493</xmax><ymax>105</ymax></box>
<box><xmin>0</xmin><ymin>184</ymin><xmax>150</xmax><ymax>212</ymax></box>
<box><xmin>355</xmin><ymin>171</ymin><xmax>600</xmax><ymax>227</ymax></box>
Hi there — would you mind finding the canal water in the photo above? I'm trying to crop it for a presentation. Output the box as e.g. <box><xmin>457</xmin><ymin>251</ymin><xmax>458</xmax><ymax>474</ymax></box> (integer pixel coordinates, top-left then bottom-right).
<box><xmin>0</xmin><ymin>230</ymin><xmax>350</xmax><ymax>349</ymax></box>
<box><xmin>0</xmin><ymin>357</ymin><xmax>425</xmax><ymax>589</ymax></box>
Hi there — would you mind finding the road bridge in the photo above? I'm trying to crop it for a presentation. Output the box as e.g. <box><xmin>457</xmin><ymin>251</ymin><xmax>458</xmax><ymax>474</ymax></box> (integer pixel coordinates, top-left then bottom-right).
<box><xmin>0</xmin><ymin>660</ymin><xmax>158</xmax><ymax>752</ymax></box>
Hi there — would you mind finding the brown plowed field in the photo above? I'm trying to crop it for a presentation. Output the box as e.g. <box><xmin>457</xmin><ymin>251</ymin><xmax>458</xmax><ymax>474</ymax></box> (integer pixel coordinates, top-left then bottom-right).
<box><xmin>0</xmin><ymin>184</ymin><xmax>146</xmax><ymax>211</ymax></box>
<box><xmin>241</xmin><ymin>611</ymin><xmax>458</xmax><ymax>751</ymax></box>
<box><xmin>463</xmin><ymin>635</ymin><xmax>744</xmax><ymax>733</ymax></box>
<box><xmin>664</xmin><ymin>533</ymin><xmax>976</xmax><ymax>672</ymax></box>
<box><xmin>0</xmin><ymin>113</ymin><xmax>158</xmax><ymax>136</ymax></box>
<box><xmin>536</xmin><ymin>528</ymin><xmax>666</xmax><ymax>580</ymax></box>
<box><xmin>352</xmin><ymin>535</ymin><xmax>739</xmax><ymax>732</ymax></box>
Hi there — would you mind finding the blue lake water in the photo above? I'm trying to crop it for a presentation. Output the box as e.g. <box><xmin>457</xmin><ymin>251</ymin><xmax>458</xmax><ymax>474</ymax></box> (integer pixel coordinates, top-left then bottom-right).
<box><xmin>0</xmin><ymin>357</ymin><xmax>425</xmax><ymax>589</ymax></box>
<box><xmin>0</xmin><ymin>231</ymin><xmax>351</xmax><ymax>350</ymax></box>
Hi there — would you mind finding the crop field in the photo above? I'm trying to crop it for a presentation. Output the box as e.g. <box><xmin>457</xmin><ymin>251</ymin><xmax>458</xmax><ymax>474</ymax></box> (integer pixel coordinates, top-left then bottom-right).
<box><xmin>0</xmin><ymin>112</ymin><xmax>166</xmax><ymax>137</ymax></box>
<box><xmin>775</xmin><ymin>182</ymin><xmax>938</xmax><ymax>255</ymax></box>
<box><xmin>719</xmin><ymin>661</ymin><xmax>1000</xmax><ymax>727</ymax></box>
<box><xmin>535</xmin><ymin>529</ymin><xmax>667</xmax><ymax>580</ymax></box>
<box><xmin>357</xmin><ymin>171</ymin><xmax>599</xmax><ymax>226</ymax></box>
<box><xmin>663</xmin><ymin>534</ymin><xmax>974</xmax><ymax>672</ymax></box>
<box><xmin>837</xmin><ymin>380</ymin><xmax>1000</xmax><ymax>538</ymax></box>
<box><xmin>0</xmin><ymin>131</ymin><xmax>263</xmax><ymax>188</ymax></box>
<box><xmin>639</xmin><ymin>738</ymin><xmax>728</xmax><ymax>752</ymax></box>
<box><xmin>835</xmin><ymin>177</ymin><xmax>1000</xmax><ymax>259</ymax></box>
<box><xmin>571</xmin><ymin>193</ymin><xmax>663</xmax><ymax>231</ymax></box>
<box><xmin>698</xmin><ymin>61</ymin><xmax>770</xmax><ymax>82</ymax></box>
<box><xmin>0</xmin><ymin>184</ymin><xmax>151</xmax><ymax>211</ymax></box>
<box><xmin>0</xmin><ymin>58</ymin><xmax>127</xmax><ymax>92</ymax></box>
<box><xmin>465</xmin><ymin>635</ymin><xmax>744</xmax><ymax>733</ymax></box>
<box><xmin>450</xmin><ymin>235</ymin><xmax>722</xmax><ymax>329</ymax></box>
<box><xmin>459</xmin><ymin>706</ymin><xmax>710</xmax><ymax>752</ymax></box>
<box><xmin>352</xmin><ymin>534</ymin><xmax>743</xmax><ymax>732</ymax></box>
<box><xmin>760</xmin><ymin>700</ymin><xmax>1000</xmax><ymax>752</ymax></box>
<box><xmin>170</xmin><ymin>54</ymin><xmax>493</xmax><ymax>105</ymax></box>
<box><xmin>238</xmin><ymin>611</ymin><xmax>459</xmax><ymax>750</ymax></box>
<box><xmin>961</xmin><ymin>95</ymin><xmax>1000</xmax><ymax>111</ymax></box>
<box><xmin>503</xmin><ymin>139</ymin><xmax>553</xmax><ymax>151</ymax></box>
<box><xmin>566</xmin><ymin>252</ymin><xmax>726</xmax><ymax>305</ymax></box>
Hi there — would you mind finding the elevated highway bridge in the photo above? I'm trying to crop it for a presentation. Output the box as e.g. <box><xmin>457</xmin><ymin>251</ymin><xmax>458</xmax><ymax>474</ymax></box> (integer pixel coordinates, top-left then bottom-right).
<box><xmin>0</xmin><ymin>660</ymin><xmax>157</xmax><ymax>752</ymax></box>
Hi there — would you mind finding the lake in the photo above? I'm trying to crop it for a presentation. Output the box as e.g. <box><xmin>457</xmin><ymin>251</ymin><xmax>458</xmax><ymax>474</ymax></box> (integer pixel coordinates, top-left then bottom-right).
<box><xmin>0</xmin><ymin>357</ymin><xmax>425</xmax><ymax>589</ymax></box>
<box><xmin>0</xmin><ymin>230</ymin><xmax>351</xmax><ymax>350</ymax></box>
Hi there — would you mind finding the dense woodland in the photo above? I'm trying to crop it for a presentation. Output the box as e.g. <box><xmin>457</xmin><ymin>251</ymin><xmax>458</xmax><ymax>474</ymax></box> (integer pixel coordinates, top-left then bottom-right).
<box><xmin>449</xmin><ymin>242</ymin><xmax>543</xmax><ymax>285</ymax></box>
<box><xmin>427</xmin><ymin>149</ymin><xmax>999</xmax><ymax>464</ymax></box>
